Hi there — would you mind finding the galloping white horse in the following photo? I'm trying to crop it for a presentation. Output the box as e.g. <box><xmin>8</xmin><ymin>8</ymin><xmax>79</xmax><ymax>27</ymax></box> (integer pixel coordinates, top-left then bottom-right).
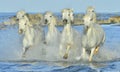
<box><xmin>17</xmin><ymin>11</ymin><xmax>34</xmax><ymax>56</ymax></box>
<box><xmin>17</xmin><ymin>10</ymin><xmax>45</xmax><ymax>57</ymax></box>
<box><xmin>44</xmin><ymin>11</ymin><xmax>60</xmax><ymax>45</ymax></box>
<box><xmin>59</xmin><ymin>9</ymin><xmax>81</xmax><ymax>59</ymax></box>
<box><xmin>77</xmin><ymin>13</ymin><xmax>105</xmax><ymax>62</ymax></box>
<box><xmin>44</xmin><ymin>11</ymin><xmax>61</xmax><ymax>60</ymax></box>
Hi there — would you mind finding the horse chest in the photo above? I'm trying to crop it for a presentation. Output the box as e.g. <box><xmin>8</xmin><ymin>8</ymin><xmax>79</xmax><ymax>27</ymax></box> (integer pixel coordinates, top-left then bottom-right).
<box><xmin>24</xmin><ymin>27</ymin><xmax>34</xmax><ymax>39</ymax></box>
<box><xmin>48</xmin><ymin>26</ymin><xmax>57</xmax><ymax>36</ymax></box>
<box><xmin>62</xmin><ymin>25</ymin><xmax>73</xmax><ymax>43</ymax></box>
<box><xmin>85</xmin><ymin>28</ymin><xmax>99</xmax><ymax>47</ymax></box>
<box><xmin>65</xmin><ymin>25</ymin><xmax>72</xmax><ymax>36</ymax></box>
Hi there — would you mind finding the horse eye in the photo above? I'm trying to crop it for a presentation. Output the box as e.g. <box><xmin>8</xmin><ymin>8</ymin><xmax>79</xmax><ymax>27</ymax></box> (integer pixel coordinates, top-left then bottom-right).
<box><xmin>68</xmin><ymin>14</ymin><xmax>70</xmax><ymax>16</ymax></box>
<box><xmin>50</xmin><ymin>16</ymin><xmax>52</xmax><ymax>17</ymax></box>
<box><xmin>90</xmin><ymin>18</ymin><xmax>93</xmax><ymax>21</ymax></box>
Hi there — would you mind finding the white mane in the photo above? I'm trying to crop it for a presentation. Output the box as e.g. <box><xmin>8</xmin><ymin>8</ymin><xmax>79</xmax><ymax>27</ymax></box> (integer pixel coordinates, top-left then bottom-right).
<box><xmin>17</xmin><ymin>10</ymin><xmax>45</xmax><ymax>57</ymax></box>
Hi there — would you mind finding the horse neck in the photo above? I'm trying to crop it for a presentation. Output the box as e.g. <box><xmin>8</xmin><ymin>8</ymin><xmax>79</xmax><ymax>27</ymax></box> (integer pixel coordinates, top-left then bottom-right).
<box><xmin>24</xmin><ymin>22</ymin><xmax>34</xmax><ymax>37</ymax></box>
<box><xmin>24</xmin><ymin>25</ymin><xmax>30</xmax><ymax>35</ymax></box>
<box><xmin>66</xmin><ymin>22</ymin><xmax>71</xmax><ymax>27</ymax></box>
<box><xmin>64</xmin><ymin>22</ymin><xmax>72</xmax><ymax>33</ymax></box>
<box><xmin>84</xmin><ymin>23</ymin><xmax>95</xmax><ymax>34</ymax></box>
<box><xmin>48</xmin><ymin>18</ymin><xmax>56</xmax><ymax>32</ymax></box>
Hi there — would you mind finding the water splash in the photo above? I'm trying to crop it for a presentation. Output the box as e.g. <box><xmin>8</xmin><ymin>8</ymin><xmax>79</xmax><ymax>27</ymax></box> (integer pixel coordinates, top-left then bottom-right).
<box><xmin>0</xmin><ymin>25</ymin><xmax>120</xmax><ymax>62</ymax></box>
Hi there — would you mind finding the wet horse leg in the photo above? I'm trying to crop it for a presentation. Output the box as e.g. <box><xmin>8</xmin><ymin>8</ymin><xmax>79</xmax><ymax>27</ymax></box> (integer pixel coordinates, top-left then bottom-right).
<box><xmin>22</xmin><ymin>47</ymin><xmax>29</xmax><ymax>57</ymax></box>
<box><xmin>89</xmin><ymin>48</ymin><xmax>95</xmax><ymax>62</ymax></box>
<box><xmin>63</xmin><ymin>44</ymin><xmax>71</xmax><ymax>59</ymax></box>
<box><xmin>76</xmin><ymin>48</ymin><xmax>86</xmax><ymax>60</ymax></box>
<box><xmin>94</xmin><ymin>46</ymin><xmax>100</xmax><ymax>54</ymax></box>
<box><xmin>22</xmin><ymin>36</ymin><xmax>33</xmax><ymax>57</ymax></box>
<box><xmin>59</xmin><ymin>44</ymin><xmax>63</xmax><ymax>57</ymax></box>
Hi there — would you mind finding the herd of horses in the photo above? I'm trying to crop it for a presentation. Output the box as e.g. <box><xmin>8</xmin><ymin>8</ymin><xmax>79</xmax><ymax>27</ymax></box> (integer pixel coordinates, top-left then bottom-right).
<box><xmin>13</xmin><ymin>6</ymin><xmax>106</xmax><ymax>62</ymax></box>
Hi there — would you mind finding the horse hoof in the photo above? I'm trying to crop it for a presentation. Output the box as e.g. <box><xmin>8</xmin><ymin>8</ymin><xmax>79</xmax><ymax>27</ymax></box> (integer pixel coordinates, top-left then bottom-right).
<box><xmin>63</xmin><ymin>53</ymin><xmax>68</xmax><ymax>59</ymax></box>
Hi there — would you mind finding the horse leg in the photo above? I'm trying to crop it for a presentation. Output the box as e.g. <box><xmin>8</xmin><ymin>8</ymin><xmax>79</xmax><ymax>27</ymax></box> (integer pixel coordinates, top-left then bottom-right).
<box><xmin>89</xmin><ymin>48</ymin><xmax>95</xmax><ymax>62</ymax></box>
<box><xmin>22</xmin><ymin>47</ymin><xmax>29</xmax><ymax>57</ymax></box>
<box><xmin>76</xmin><ymin>48</ymin><xmax>86</xmax><ymax>60</ymax></box>
<box><xmin>63</xmin><ymin>44</ymin><xmax>71</xmax><ymax>59</ymax></box>
<box><xmin>22</xmin><ymin>37</ymin><xmax>29</xmax><ymax>57</ymax></box>
<box><xmin>59</xmin><ymin>44</ymin><xmax>63</xmax><ymax>57</ymax></box>
<box><xmin>28</xmin><ymin>33</ymin><xmax>34</xmax><ymax>48</ymax></box>
<box><xmin>22</xmin><ymin>43</ymin><xmax>33</xmax><ymax>58</ymax></box>
<box><xmin>94</xmin><ymin>46</ymin><xmax>99</xmax><ymax>54</ymax></box>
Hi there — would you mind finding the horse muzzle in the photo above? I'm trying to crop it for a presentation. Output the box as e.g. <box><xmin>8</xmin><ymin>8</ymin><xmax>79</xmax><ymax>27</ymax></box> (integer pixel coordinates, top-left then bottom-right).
<box><xmin>44</xmin><ymin>19</ymin><xmax>48</xmax><ymax>24</ymax></box>
<box><xmin>63</xmin><ymin>19</ymin><xmax>68</xmax><ymax>24</ymax></box>
<box><xmin>19</xmin><ymin>29</ymin><xmax>23</xmax><ymax>34</ymax></box>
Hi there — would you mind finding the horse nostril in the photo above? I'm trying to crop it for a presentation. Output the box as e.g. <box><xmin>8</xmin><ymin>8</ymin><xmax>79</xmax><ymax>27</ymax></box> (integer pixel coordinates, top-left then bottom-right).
<box><xmin>16</xmin><ymin>19</ymin><xmax>19</xmax><ymax>21</ymax></box>
<box><xmin>45</xmin><ymin>19</ymin><xmax>48</xmax><ymax>24</ymax></box>
<box><xmin>19</xmin><ymin>29</ymin><xmax>23</xmax><ymax>34</ymax></box>
<box><xmin>63</xmin><ymin>19</ymin><xmax>67</xmax><ymax>24</ymax></box>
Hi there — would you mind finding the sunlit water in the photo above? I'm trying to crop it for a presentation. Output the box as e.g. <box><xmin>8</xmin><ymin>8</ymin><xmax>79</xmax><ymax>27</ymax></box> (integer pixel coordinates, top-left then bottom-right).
<box><xmin>0</xmin><ymin>13</ymin><xmax>120</xmax><ymax>72</ymax></box>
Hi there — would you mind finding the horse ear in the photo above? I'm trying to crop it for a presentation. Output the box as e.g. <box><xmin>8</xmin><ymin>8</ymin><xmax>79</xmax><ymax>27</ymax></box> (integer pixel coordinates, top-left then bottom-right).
<box><xmin>62</xmin><ymin>9</ymin><xmax>66</xmax><ymax>13</ymax></box>
<box><xmin>70</xmin><ymin>8</ymin><xmax>73</xmax><ymax>12</ymax></box>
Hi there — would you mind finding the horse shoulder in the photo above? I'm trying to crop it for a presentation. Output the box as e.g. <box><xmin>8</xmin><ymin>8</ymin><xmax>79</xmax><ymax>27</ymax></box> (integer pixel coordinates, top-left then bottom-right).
<box><xmin>86</xmin><ymin>27</ymin><xmax>99</xmax><ymax>47</ymax></box>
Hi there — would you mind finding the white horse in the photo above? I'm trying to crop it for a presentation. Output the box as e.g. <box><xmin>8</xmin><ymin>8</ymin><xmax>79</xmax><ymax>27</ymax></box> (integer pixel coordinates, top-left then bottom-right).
<box><xmin>44</xmin><ymin>11</ymin><xmax>60</xmax><ymax>45</ymax></box>
<box><xmin>18</xmin><ymin>14</ymin><xmax>34</xmax><ymax>57</ymax></box>
<box><xmin>17</xmin><ymin>10</ymin><xmax>45</xmax><ymax>57</ymax></box>
<box><xmin>77</xmin><ymin>13</ymin><xmax>105</xmax><ymax>62</ymax></box>
<box><xmin>59</xmin><ymin>9</ymin><xmax>81</xmax><ymax>60</ymax></box>
<box><xmin>44</xmin><ymin>11</ymin><xmax>61</xmax><ymax>60</ymax></box>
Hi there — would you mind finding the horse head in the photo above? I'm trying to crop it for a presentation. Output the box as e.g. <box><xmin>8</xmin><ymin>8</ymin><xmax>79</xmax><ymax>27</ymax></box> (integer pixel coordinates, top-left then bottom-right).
<box><xmin>44</xmin><ymin>11</ymin><xmax>57</xmax><ymax>26</ymax></box>
<box><xmin>62</xmin><ymin>8</ymin><xmax>74</xmax><ymax>24</ymax></box>
<box><xmin>18</xmin><ymin>15</ymin><xmax>32</xmax><ymax>34</ymax></box>
<box><xmin>86</xmin><ymin>6</ymin><xmax>95</xmax><ymax>13</ymax></box>
<box><xmin>16</xmin><ymin>10</ymin><xmax>26</xmax><ymax>19</ymax></box>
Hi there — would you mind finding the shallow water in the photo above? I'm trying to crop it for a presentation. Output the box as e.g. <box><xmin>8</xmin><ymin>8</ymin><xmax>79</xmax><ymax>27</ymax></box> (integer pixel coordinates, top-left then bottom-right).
<box><xmin>0</xmin><ymin>13</ymin><xmax>120</xmax><ymax>72</ymax></box>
